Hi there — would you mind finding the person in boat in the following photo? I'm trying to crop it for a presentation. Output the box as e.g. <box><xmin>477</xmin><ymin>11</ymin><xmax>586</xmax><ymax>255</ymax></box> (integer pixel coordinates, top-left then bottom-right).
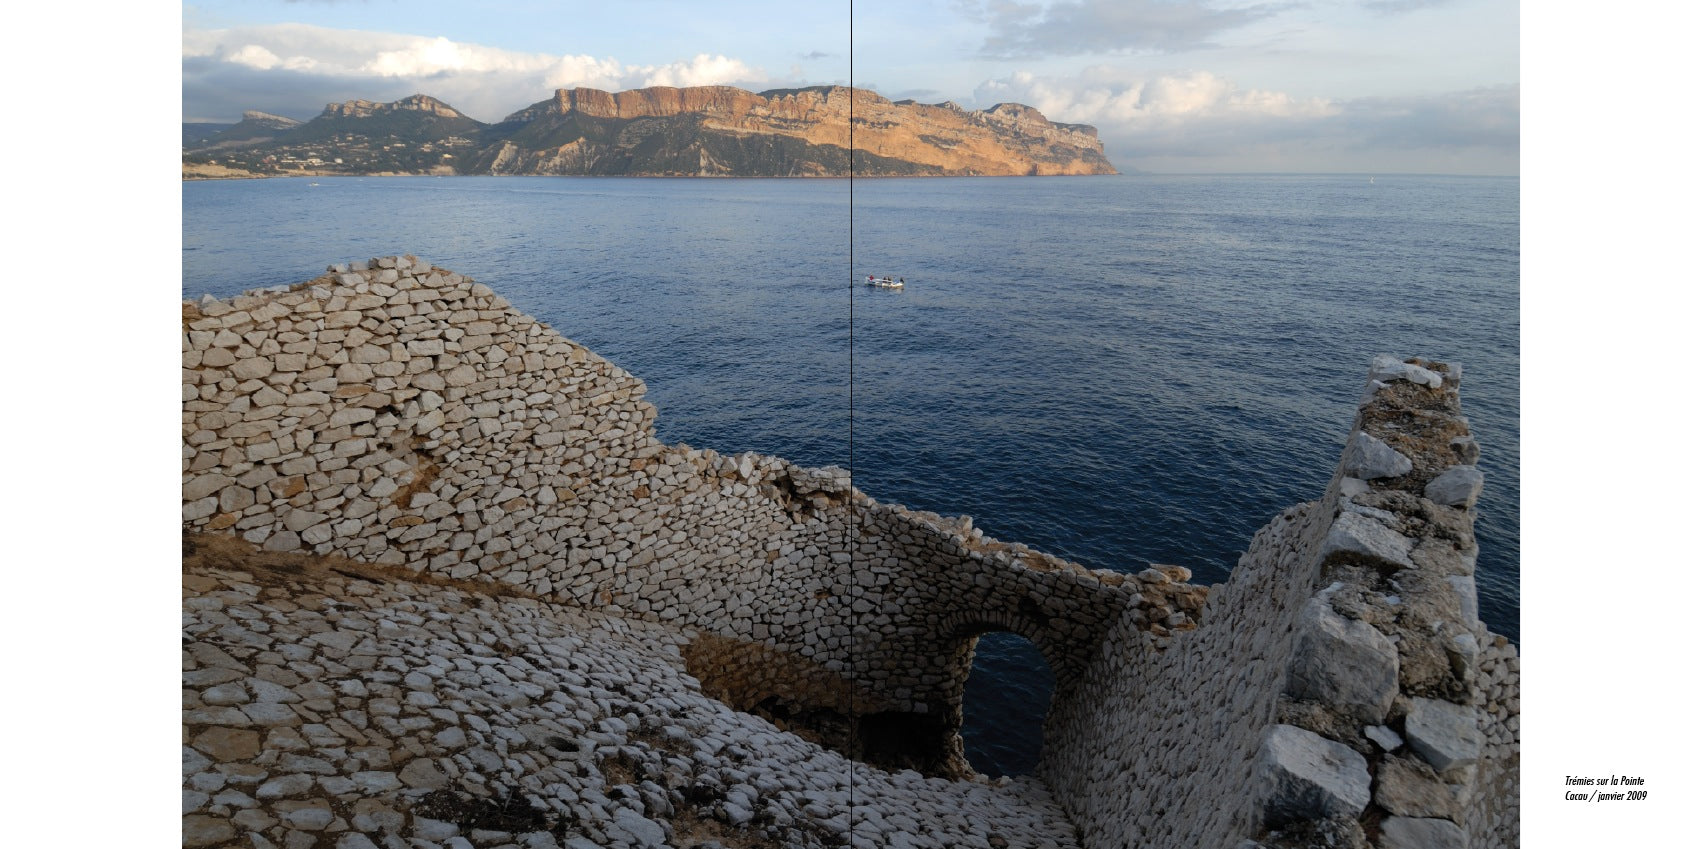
<box><xmin>899</xmin><ymin>277</ymin><xmax>904</xmax><ymax>285</ymax></box>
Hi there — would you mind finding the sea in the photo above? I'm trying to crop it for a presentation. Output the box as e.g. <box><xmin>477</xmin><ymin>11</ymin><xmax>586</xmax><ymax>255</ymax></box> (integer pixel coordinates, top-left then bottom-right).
<box><xmin>183</xmin><ymin>174</ymin><xmax>1519</xmax><ymax>778</ymax></box>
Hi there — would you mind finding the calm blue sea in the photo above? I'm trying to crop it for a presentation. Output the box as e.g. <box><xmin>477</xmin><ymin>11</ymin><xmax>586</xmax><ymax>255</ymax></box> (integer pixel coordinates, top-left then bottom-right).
<box><xmin>183</xmin><ymin>174</ymin><xmax>1519</xmax><ymax>777</ymax></box>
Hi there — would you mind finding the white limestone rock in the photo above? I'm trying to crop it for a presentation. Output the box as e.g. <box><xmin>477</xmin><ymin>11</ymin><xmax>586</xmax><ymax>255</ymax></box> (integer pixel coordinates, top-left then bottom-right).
<box><xmin>1404</xmin><ymin>698</ymin><xmax>1483</xmax><ymax>774</ymax></box>
<box><xmin>1375</xmin><ymin>757</ymin><xmax>1461</xmax><ymax>820</ymax></box>
<box><xmin>1254</xmin><ymin>724</ymin><xmax>1372</xmax><ymax>824</ymax></box>
<box><xmin>611</xmin><ymin>806</ymin><xmax>668</xmax><ymax>847</ymax></box>
<box><xmin>1424</xmin><ymin>465</ymin><xmax>1484</xmax><ymax>508</ymax></box>
<box><xmin>1369</xmin><ymin>355</ymin><xmax>1443</xmax><ymax>389</ymax></box>
<box><xmin>1286</xmin><ymin>598</ymin><xmax>1400</xmax><ymax>724</ymax></box>
<box><xmin>1449</xmin><ymin>435</ymin><xmax>1480</xmax><ymax>464</ymax></box>
<box><xmin>1364</xmin><ymin>725</ymin><xmax>1403</xmax><ymax>752</ymax></box>
<box><xmin>1343</xmin><ymin>431</ymin><xmax>1412</xmax><ymax>480</ymax></box>
<box><xmin>1446</xmin><ymin>576</ymin><xmax>1479</xmax><ymax>624</ymax></box>
<box><xmin>1379</xmin><ymin>816</ymin><xmax>1467</xmax><ymax>849</ymax></box>
<box><xmin>1322</xmin><ymin>512</ymin><xmax>1415</xmax><ymax>570</ymax></box>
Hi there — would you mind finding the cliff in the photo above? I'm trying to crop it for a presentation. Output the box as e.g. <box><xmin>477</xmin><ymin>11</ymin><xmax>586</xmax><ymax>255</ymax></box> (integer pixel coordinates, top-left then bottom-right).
<box><xmin>182</xmin><ymin>85</ymin><xmax>1117</xmax><ymax>178</ymax></box>
<box><xmin>476</xmin><ymin>85</ymin><xmax>1115</xmax><ymax>177</ymax></box>
<box><xmin>181</xmin><ymin>259</ymin><xmax>1515</xmax><ymax>849</ymax></box>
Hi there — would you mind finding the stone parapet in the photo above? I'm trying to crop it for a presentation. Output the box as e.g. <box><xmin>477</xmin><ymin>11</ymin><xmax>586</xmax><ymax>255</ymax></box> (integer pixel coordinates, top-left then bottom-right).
<box><xmin>1037</xmin><ymin>356</ymin><xmax>1518</xmax><ymax>849</ymax></box>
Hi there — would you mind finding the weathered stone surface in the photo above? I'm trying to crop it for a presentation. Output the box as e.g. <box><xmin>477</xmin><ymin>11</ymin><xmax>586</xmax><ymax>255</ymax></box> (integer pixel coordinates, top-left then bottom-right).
<box><xmin>1449</xmin><ymin>435</ymin><xmax>1480</xmax><ymax>464</ymax></box>
<box><xmin>1286</xmin><ymin>597</ymin><xmax>1400</xmax><ymax>723</ymax></box>
<box><xmin>183</xmin><ymin>473</ymin><xmax>233</xmax><ymax>501</ymax></box>
<box><xmin>1446</xmin><ymin>576</ymin><xmax>1479</xmax><ymax>624</ymax></box>
<box><xmin>1255</xmin><ymin>724</ymin><xmax>1372</xmax><ymax>824</ymax></box>
<box><xmin>257</xmin><ymin>773</ymin><xmax>315</xmax><ymax>800</ymax></box>
<box><xmin>192</xmin><ymin>727</ymin><xmax>261</xmax><ymax>761</ymax></box>
<box><xmin>1379</xmin><ymin>816</ymin><xmax>1467</xmax><ymax>849</ymax></box>
<box><xmin>1369</xmin><ymin>355</ymin><xmax>1443</xmax><ymax>389</ymax></box>
<box><xmin>1404</xmin><ymin>698</ymin><xmax>1483</xmax><ymax>774</ymax></box>
<box><xmin>263</xmin><ymin>530</ymin><xmax>302</xmax><ymax>552</ymax></box>
<box><xmin>612</xmin><ymin>807</ymin><xmax>668</xmax><ymax>847</ymax></box>
<box><xmin>1375</xmin><ymin>757</ymin><xmax>1460</xmax><ymax>820</ymax></box>
<box><xmin>1364</xmin><ymin>725</ymin><xmax>1403</xmax><ymax>753</ymax></box>
<box><xmin>1321</xmin><ymin>512</ymin><xmax>1415</xmax><ymax>569</ymax></box>
<box><xmin>182</xmin><ymin>814</ymin><xmax>235</xmax><ymax>847</ymax></box>
<box><xmin>1424</xmin><ymin>466</ymin><xmax>1484</xmax><ymax>508</ymax></box>
<box><xmin>398</xmin><ymin>757</ymin><xmax>449</xmax><ymax>789</ymax></box>
<box><xmin>1342</xmin><ymin>431</ymin><xmax>1413</xmax><ymax>480</ymax></box>
<box><xmin>278</xmin><ymin>800</ymin><xmax>335</xmax><ymax>830</ymax></box>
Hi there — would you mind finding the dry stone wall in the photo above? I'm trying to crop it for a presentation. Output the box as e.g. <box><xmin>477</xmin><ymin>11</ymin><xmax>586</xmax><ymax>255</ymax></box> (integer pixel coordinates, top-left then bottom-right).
<box><xmin>181</xmin><ymin>538</ymin><xmax>1083</xmax><ymax>849</ymax></box>
<box><xmin>1038</xmin><ymin>357</ymin><xmax>1519</xmax><ymax>849</ymax></box>
<box><xmin>183</xmin><ymin>259</ymin><xmax>1517</xmax><ymax>846</ymax></box>
<box><xmin>181</xmin><ymin>257</ymin><xmax>1177</xmax><ymax>775</ymax></box>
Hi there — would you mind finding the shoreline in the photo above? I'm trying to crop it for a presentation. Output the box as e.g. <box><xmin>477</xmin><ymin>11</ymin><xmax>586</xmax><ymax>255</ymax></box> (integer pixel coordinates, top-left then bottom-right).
<box><xmin>181</xmin><ymin>164</ymin><xmax>1122</xmax><ymax>182</ymax></box>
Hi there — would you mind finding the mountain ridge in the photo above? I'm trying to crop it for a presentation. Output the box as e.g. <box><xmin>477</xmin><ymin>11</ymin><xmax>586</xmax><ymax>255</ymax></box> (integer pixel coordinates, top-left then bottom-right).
<box><xmin>183</xmin><ymin>84</ymin><xmax>1117</xmax><ymax>178</ymax></box>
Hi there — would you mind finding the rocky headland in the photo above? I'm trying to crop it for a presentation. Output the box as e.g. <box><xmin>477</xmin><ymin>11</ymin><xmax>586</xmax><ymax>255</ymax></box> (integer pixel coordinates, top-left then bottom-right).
<box><xmin>181</xmin><ymin>86</ymin><xmax>1117</xmax><ymax>179</ymax></box>
<box><xmin>182</xmin><ymin>257</ymin><xmax>1517</xmax><ymax>848</ymax></box>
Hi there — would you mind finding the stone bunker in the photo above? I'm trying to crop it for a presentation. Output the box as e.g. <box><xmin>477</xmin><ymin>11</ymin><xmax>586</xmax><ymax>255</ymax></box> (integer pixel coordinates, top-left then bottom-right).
<box><xmin>183</xmin><ymin>257</ymin><xmax>1518</xmax><ymax>848</ymax></box>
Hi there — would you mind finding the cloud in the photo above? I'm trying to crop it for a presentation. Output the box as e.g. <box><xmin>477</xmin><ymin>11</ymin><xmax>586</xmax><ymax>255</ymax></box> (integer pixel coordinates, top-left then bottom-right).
<box><xmin>975</xmin><ymin>68</ymin><xmax>1517</xmax><ymax>173</ymax></box>
<box><xmin>638</xmin><ymin>54</ymin><xmax>765</xmax><ymax>88</ymax></box>
<box><xmin>182</xmin><ymin>22</ymin><xmax>774</xmax><ymax>122</ymax></box>
<box><xmin>965</xmin><ymin>0</ymin><xmax>1284</xmax><ymax>58</ymax></box>
<box><xmin>1361</xmin><ymin>0</ymin><xmax>1456</xmax><ymax>12</ymax></box>
<box><xmin>976</xmin><ymin>67</ymin><xmax>1335</xmax><ymax>125</ymax></box>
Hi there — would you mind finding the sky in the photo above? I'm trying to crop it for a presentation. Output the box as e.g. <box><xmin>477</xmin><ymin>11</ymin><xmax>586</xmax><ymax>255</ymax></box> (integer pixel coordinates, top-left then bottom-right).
<box><xmin>182</xmin><ymin>0</ymin><xmax>1518</xmax><ymax>175</ymax></box>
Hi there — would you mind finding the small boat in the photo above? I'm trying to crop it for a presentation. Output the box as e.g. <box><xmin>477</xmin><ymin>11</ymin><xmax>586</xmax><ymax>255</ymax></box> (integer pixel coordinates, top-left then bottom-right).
<box><xmin>865</xmin><ymin>275</ymin><xmax>904</xmax><ymax>289</ymax></box>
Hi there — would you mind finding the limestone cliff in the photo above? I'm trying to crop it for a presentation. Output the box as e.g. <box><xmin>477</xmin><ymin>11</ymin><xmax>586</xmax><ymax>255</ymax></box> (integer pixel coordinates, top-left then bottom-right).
<box><xmin>477</xmin><ymin>85</ymin><xmax>1116</xmax><ymax>177</ymax></box>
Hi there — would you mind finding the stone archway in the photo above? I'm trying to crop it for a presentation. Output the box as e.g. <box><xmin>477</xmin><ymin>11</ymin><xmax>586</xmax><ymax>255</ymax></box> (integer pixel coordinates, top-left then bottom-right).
<box><xmin>929</xmin><ymin>611</ymin><xmax>1071</xmax><ymax>777</ymax></box>
<box><xmin>960</xmin><ymin>628</ymin><xmax>1058</xmax><ymax>776</ymax></box>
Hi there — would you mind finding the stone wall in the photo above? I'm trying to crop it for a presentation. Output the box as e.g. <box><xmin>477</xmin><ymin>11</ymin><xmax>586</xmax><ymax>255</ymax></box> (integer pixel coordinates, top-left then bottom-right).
<box><xmin>183</xmin><ymin>258</ymin><xmax>1517</xmax><ymax>846</ymax></box>
<box><xmin>1038</xmin><ymin>357</ymin><xmax>1519</xmax><ymax>849</ymax></box>
<box><xmin>181</xmin><ymin>256</ymin><xmax>1194</xmax><ymax>776</ymax></box>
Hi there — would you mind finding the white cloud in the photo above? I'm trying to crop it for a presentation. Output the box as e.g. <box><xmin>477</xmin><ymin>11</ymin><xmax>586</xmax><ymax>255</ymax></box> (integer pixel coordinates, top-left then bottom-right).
<box><xmin>541</xmin><ymin>55</ymin><xmax>631</xmax><ymax>91</ymax></box>
<box><xmin>638</xmin><ymin>54</ymin><xmax>763</xmax><ymax>89</ymax></box>
<box><xmin>227</xmin><ymin>45</ymin><xmax>283</xmax><ymax>71</ymax></box>
<box><xmin>975</xmin><ymin>68</ymin><xmax>1516</xmax><ymax>173</ymax></box>
<box><xmin>364</xmin><ymin>37</ymin><xmax>480</xmax><ymax>77</ymax></box>
<box><xmin>976</xmin><ymin>68</ymin><xmax>1336</xmax><ymax>127</ymax></box>
<box><xmin>181</xmin><ymin>22</ymin><xmax>775</xmax><ymax>122</ymax></box>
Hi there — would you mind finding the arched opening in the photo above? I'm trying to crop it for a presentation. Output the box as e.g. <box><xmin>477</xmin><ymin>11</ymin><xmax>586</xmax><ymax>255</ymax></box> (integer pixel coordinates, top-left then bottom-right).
<box><xmin>959</xmin><ymin>630</ymin><xmax>1056</xmax><ymax>777</ymax></box>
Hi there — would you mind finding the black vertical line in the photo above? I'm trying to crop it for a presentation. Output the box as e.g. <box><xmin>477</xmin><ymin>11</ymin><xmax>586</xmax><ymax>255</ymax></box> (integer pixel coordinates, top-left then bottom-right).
<box><xmin>845</xmin><ymin>0</ymin><xmax>858</xmax><ymax>841</ymax></box>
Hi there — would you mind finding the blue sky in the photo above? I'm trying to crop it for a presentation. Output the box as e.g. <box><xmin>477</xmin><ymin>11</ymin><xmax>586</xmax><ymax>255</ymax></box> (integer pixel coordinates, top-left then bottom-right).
<box><xmin>182</xmin><ymin>0</ymin><xmax>1518</xmax><ymax>174</ymax></box>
